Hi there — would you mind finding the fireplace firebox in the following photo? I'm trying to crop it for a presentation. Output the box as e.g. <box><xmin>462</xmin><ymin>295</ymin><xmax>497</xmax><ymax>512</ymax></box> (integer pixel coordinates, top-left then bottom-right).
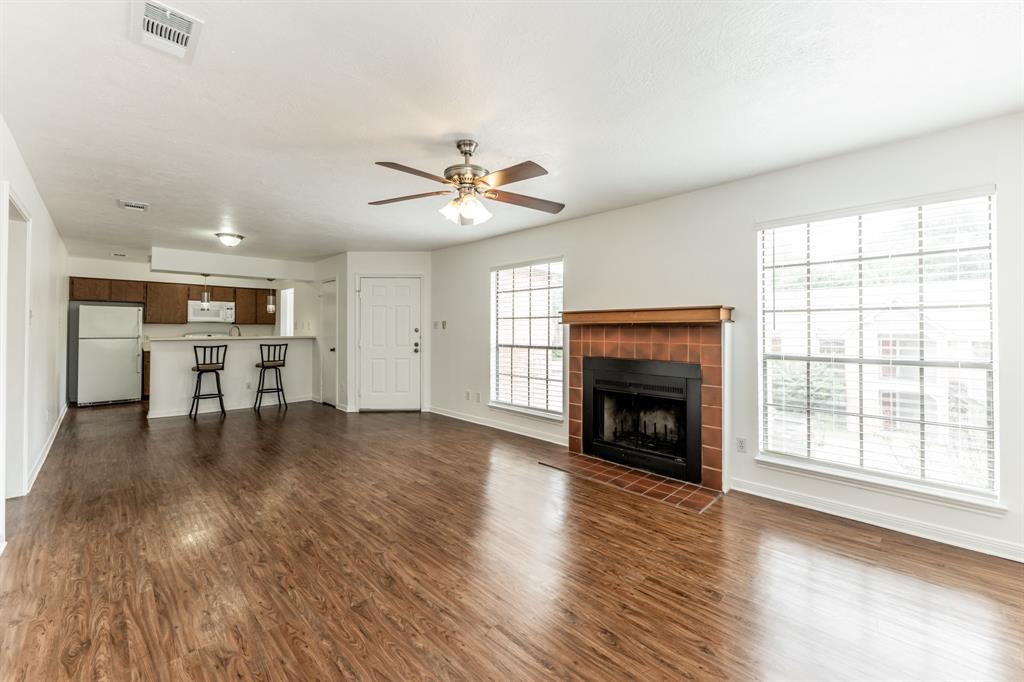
<box><xmin>583</xmin><ymin>357</ymin><xmax>702</xmax><ymax>483</ymax></box>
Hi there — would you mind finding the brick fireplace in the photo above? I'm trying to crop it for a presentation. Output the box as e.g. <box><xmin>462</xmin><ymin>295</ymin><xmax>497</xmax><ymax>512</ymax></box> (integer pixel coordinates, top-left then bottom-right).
<box><xmin>563</xmin><ymin>306</ymin><xmax>732</xmax><ymax>491</ymax></box>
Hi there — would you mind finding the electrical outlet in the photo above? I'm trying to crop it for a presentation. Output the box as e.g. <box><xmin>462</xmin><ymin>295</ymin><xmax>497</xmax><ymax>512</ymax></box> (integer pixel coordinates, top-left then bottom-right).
<box><xmin>433</xmin><ymin>321</ymin><xmax>439</xmax><ymax>330</ymax></box>
<box><xmin>474</xmin><ymin>392</ymin><xmax>481</xmax><ymax>403</ymax></box>
<box><xmin>246</xmin><ymin>381</ymin><xmax>252</xmax><ymax>389</ymax></box>
<box><xmin>465</xmin><ymin>390</ymin><xmax>471</xmax><ymax>400</ymax></box>
<box><xmin>736</xmin><ymin>437</ymin><xmax>748</xmax><ymax>453</ymax></box>
<box><xmin>442</xmin><ymin>320</ymin><xmax>447</xmax><ymax>330</ymax></box>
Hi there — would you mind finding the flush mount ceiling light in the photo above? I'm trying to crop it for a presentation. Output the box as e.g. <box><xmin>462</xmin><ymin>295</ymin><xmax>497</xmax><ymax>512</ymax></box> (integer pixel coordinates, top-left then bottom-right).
<box><xmin>369</xmin><ymin>139</ymin><xmax>565</xmax><ymax>226</ymax></box>
<box><xmin>215</xmin><ymin>232</ymin><xmax>244</xmax><ymax>247</ymax></box>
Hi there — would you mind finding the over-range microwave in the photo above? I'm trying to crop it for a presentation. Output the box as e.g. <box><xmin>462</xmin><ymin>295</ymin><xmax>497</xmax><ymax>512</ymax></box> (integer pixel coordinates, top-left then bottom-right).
<box><xmin>186</xmin><ymin>300</ymin><xmax>235</xmax><ymax>323</ymax></box>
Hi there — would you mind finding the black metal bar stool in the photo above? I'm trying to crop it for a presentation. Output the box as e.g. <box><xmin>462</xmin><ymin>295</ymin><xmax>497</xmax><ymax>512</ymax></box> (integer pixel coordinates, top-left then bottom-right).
<box><xmin>190</xmin><ymin>345</ymin><xmax>227</xmax><ymax>418</ymax></box>
<box><xmin>254</xmin><ymin>343</ymin><xmax>288</xmax><ymax>410</ymax></box>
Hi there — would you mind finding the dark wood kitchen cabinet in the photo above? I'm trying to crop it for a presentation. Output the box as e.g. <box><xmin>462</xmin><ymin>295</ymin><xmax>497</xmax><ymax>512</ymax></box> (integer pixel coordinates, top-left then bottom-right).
<box><xmin>144</xmin><ymin>282</ymin><xmax>189</xmax><ymax>324</ymax></box>
<box><xmin>256</xmin><ymin>289</ymin><xmax>277</xmax><ymax>325</ymax></box>
<box><xmin>70</xmin><ymin>277</ymin><xmax>111</xmax><ymax>301</ymax></box>
<box><xmin>142</xmin><ymin>350</ymin><xmax>151</xmax><ymax>397</ymax></box>
<box><xmin>109</xmin><ymin>279</ymin><xmax>146</xmax><ymax>302</ymax></box>
<box><xmin>211</xmin><ymin>286</ymin><xmax>235</xmax><ymax>302</ymax></box>
<box><xmin>187</xmin><ymin>284</ymin><xmax>237</xmax><ymax>302</ymax></box>
<box><xmin>234</xmin><ymin>287</ymin><xmax>256</xmax><ymax>324</ymax></box>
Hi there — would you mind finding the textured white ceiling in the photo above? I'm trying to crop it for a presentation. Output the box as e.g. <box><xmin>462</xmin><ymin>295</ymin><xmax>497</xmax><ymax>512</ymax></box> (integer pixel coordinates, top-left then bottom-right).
<box><xmin>2</xmin><ymin>1</ymin><xmax>1021</xmax><ymax>260</ymax></box>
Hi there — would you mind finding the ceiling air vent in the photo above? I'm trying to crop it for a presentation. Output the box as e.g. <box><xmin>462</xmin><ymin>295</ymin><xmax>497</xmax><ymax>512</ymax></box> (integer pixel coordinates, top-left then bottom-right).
<box><xmin>118</xmin><ymin>199</ymin><xmax>150</xmax><ymax>212</ymax></box>
<box><xmin>130</xmin><ymin>1</ymin><xmax>204</xmax><ymax>63</ymax></box>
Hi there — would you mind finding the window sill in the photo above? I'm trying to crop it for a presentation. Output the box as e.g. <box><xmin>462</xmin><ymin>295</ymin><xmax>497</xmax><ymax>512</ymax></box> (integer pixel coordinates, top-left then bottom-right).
<box><xmin>488</xmin><ymin>402</ymin><xmax>565</xmax><ymax>423</ymax></box>
<box><xmin>755</xmin><ymin>452</ymin><xmax>1007</xmax><ymax>516</ymax></box>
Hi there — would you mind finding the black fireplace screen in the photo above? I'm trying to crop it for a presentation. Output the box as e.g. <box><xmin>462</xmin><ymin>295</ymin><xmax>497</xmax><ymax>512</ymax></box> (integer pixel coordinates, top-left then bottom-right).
<box><xmin>583</xmin><ymin>357</ymin><xmax>702</xmax><ymax>482</ymax></box>
<box><xmin>597</xmin><ymin>390</ymin><xmax>685</xmax><ymax>458</ymax></box>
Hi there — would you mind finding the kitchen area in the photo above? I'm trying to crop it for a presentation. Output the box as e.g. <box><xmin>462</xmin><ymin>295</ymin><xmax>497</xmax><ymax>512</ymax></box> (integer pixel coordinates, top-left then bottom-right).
<box><xmin>67</xmin><ymin>276</ymin><xmax>314</xmax><ymax>417</ymax></box>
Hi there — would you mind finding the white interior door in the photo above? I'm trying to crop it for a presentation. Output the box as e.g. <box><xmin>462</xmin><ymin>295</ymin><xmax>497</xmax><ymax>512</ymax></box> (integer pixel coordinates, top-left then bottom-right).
<box><xmin>358</xmin><ymin>277</ymin><xmax>421</xmax><ymax>411</ymax></box>
<box><xmin>320</xmin><ymin>280</ymin><xmax>337</xmax><ymax>406</ymax></box>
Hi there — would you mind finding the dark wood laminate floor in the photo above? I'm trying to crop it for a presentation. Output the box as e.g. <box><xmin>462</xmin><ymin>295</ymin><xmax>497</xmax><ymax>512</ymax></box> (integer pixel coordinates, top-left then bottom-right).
<box><xmin>1</xmin><ymin>403</ymin><xmax>1021</xmax><ymax>681</ymax></box>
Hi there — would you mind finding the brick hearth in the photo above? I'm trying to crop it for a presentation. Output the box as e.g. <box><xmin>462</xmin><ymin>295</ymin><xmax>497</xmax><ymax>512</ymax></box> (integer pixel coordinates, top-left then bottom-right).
<box><xmin>567</xmin><ymin>322</ymin><xmax>725</xmax><ymax>491</ymax></box>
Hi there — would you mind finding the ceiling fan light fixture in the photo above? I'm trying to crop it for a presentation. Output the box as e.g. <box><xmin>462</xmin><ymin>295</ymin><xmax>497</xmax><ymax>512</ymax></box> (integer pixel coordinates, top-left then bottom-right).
<box><xmin>215</xmin><ymin>232</ymin><xmax>244</xmax><ymax>247</ymax></box>
<box><xmin>458</xmin><ymin>194</ymin><xmax>492</xmax><ymax>225</ymax></box>
<box><xmin>440</xmin><ymin>194</ymin><xmax>492</xmax><ymax>226</ymax></box>
<box><xmin>439</xmin><ymin>198</ymin><xmax>462</xmax><ymax>224</ymax></box>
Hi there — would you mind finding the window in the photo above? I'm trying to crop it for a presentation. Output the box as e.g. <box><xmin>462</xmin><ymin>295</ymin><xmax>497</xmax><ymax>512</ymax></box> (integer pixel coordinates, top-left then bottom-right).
<box><xmin>279</xmin><ymin>288</ymin><xmax>295</xmax><ymax>336</ymax></box>
<box><xmin>758</xmin><ymin>191</ymin><xmax>996</xmax><ymax>494</ymax></box>
<box><xmin>491</xmin><ymin>259</ymin><xmax>564</xmax><ymax>415</ymax></box>
<box><xmin>878</xmin><ymin>333</ymin><xmax>919</xmax><ymax>379</ymax></box>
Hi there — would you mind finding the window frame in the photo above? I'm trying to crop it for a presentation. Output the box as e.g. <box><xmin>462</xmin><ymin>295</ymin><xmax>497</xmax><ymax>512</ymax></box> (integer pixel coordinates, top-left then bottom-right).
<box><xmin>755</xmin><ymin>187</ymin><xmax>1001</xmax><ymax>506</ymax></box>
<box><xmin>488</xmin><ymin>257</ymin><xmax>565</xmax><ymax>420</ymax></box>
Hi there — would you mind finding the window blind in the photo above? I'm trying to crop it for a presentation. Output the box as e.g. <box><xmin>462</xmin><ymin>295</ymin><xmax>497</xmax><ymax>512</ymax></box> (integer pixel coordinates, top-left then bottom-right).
<box><xmin>491</xmin><ymin>259</ymin><xmax>564</xmax><ymax>414</ymax></box>
<box><xmin>758</xmin><ymin>192</ymin><xmax>996</xmax><ymax>493</ymax></box>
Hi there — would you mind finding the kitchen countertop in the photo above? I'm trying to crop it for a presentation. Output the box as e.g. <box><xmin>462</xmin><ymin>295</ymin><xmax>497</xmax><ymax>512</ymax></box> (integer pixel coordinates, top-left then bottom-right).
<box><xmin>145</xmin><ymin>335</ymin><xmax>315</xmax><ymax>351</ymax></box>
<box><xmin>148</xmin><ymin>335</ymin><xmax>315</xmax><ymax>343</ymax></box>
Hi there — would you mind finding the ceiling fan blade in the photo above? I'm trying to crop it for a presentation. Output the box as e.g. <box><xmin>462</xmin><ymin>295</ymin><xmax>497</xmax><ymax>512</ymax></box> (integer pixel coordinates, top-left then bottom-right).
<box><xmin>483</xmin><ymin>189</ymin><xmax>564</xmax><ymax>214</ymax></box>
<box><xmin>477</xmin><ymin>161</ymin><xmax>548</xmax><ymax>188</ymax></box>
<box><xmin>368</xmin><ymin>190</ymin><xmax>453</xmax><ymax>206</ymax></box>
<box><xmin>375</xmin><ymin>162</ymin><xmax>451</xmax><ymax>185</ymax></box>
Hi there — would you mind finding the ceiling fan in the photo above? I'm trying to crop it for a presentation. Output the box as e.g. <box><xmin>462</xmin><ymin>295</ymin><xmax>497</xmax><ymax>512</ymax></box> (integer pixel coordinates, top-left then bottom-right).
<box><xmin>369</xmin><ymin>139</ymin><xmax>565</xmax><ymax>226</ymax></box>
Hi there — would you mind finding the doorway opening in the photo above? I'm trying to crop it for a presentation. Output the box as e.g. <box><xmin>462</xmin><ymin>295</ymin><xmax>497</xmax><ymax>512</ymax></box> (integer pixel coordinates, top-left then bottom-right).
<box><xmin>320</xmin><ymin>280</ymin><xmax>337</xmax><ymax>407</ymax></box>
<box><xmin>3</xmin><ymin>190</ymin><xmax>31</xmax><ymax>507</ymax></box>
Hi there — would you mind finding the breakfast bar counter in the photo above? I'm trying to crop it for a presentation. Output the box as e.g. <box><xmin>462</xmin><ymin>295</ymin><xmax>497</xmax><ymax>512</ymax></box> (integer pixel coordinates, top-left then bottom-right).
<box><xmin>147</xmin><ymin>335</ymin><xmax>315</xmax><ymax>418</ymax></box>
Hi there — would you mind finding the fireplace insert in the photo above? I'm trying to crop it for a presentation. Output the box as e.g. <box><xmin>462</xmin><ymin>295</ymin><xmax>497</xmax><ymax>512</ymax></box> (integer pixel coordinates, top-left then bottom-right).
<box><xmin>583</xmin><ymin>357</ymin><xmax>702</xmax><ymax>482</ymax></box>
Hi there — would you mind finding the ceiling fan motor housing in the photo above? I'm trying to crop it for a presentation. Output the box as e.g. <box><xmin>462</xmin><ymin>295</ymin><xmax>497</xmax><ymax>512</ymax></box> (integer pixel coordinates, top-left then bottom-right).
<box><xmin>445</xmin><ymin>139</ymin><xmax>489</xmax><ymax>189</ymax></box>
<box><xmin>444</xmin><ymin>163</ymin><xmax>489</xmax><ymax>188</ymax></box>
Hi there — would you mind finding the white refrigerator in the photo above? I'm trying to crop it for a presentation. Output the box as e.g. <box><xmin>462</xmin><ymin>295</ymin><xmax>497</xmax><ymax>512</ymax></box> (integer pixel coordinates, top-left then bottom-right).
<box><xmin>77</xmin><ymin>305</ymin><xmax>143</xmax><ymax>405</ymax></box>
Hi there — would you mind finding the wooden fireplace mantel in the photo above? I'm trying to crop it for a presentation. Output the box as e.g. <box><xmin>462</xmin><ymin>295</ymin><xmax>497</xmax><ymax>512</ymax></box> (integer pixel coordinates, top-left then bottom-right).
<box><xmin>560</xmin><ymin>305</ymin><xmax>733</xmax><ymax>326</ymax></box>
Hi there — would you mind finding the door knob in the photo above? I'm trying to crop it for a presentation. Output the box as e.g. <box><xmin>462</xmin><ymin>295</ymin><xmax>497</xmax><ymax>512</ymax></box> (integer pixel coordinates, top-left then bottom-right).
<box><xmin>414</xmin><ymin>327</ymin><xmax>419</xmax><ymax>333</ymax></box>
<box><xmin>413</xmin><ymin>348</ymin><xmax>419</xmax><ymax>353</ymax></box>
<box><xmin>413</xmin><ymin>342</ymin><xmax>420</xmax><ymax>347</ymax></box>
<box><xmin>329</xmin><ymin>347</ymin><xmax>336</xmax><ymax>352</ymax></box>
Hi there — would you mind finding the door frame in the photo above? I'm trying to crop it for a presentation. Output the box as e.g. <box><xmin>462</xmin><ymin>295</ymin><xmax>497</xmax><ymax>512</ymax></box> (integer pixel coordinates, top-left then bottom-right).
<box><xmin>319</xmin><ymin>279</ymin><xmax>338</xmax><ymax>407</ymax></box>
<box><xmin>354</xmin><ymin>274</ymin><xmax>424</xmax><ymax>412</ymax></box>
<box><xmin>1</xmin><ymin>183</ymin><xmax>33</xmax><ymax>511</ymax></box>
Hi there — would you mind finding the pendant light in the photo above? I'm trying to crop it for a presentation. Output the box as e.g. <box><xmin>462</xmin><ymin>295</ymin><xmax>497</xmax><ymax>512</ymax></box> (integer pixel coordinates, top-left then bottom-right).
<box><xmin>266</xmin><ymin>279</ymin><xmax>276</xmax><ymax>314</ymax></box>
<box><xmin>200</xmin><ymin>274</ymin><xmax>211</xmax><ymax>311</ymax></box>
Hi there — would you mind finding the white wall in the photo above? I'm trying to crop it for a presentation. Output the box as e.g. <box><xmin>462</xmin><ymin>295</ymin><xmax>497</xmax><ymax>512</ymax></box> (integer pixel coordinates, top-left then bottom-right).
<box><xmin>150</xmin><ymin>246</ymin><xmax>315</xmax><ymax>281</ymax></box>
<box><xmin>1</xmin><ymin>115</ymin><xmax>70</xmax><ymax>523</ymax></box>
<box><xmin>430</xmin><ymin>113</ymin><xmax>1024</xmax><ymax>560</ymax></box>
<box><xmin>273</xmin><ymin>279</ymin><xmax>319</xmax><ymax>338</ymax></box>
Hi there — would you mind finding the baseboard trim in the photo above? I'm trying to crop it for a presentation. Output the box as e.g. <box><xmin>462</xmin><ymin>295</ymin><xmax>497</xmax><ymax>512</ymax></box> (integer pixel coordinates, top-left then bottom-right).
<box><xmin>0</xmin><ymin>541</ymin><xmax>6</xmax><ymax>558</ymax></box>
<box><xmin>731</xmin><ymin>477</ymin><xmax>1024</xmax><ymax>563</ymax></box>
<box><xmin>147</xmin><ymin>396</ymin><xmax>314</xmax><ymax>419</ymax></box>
<box><xmin>23</xmin><ymin>403</ymin><xmax>68</xmax><ymax>496</ymax></box>
<box><xmin>425</xmin><ymin>405</ymin><xmax>568</xmax><ymax>447</ymax></box>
